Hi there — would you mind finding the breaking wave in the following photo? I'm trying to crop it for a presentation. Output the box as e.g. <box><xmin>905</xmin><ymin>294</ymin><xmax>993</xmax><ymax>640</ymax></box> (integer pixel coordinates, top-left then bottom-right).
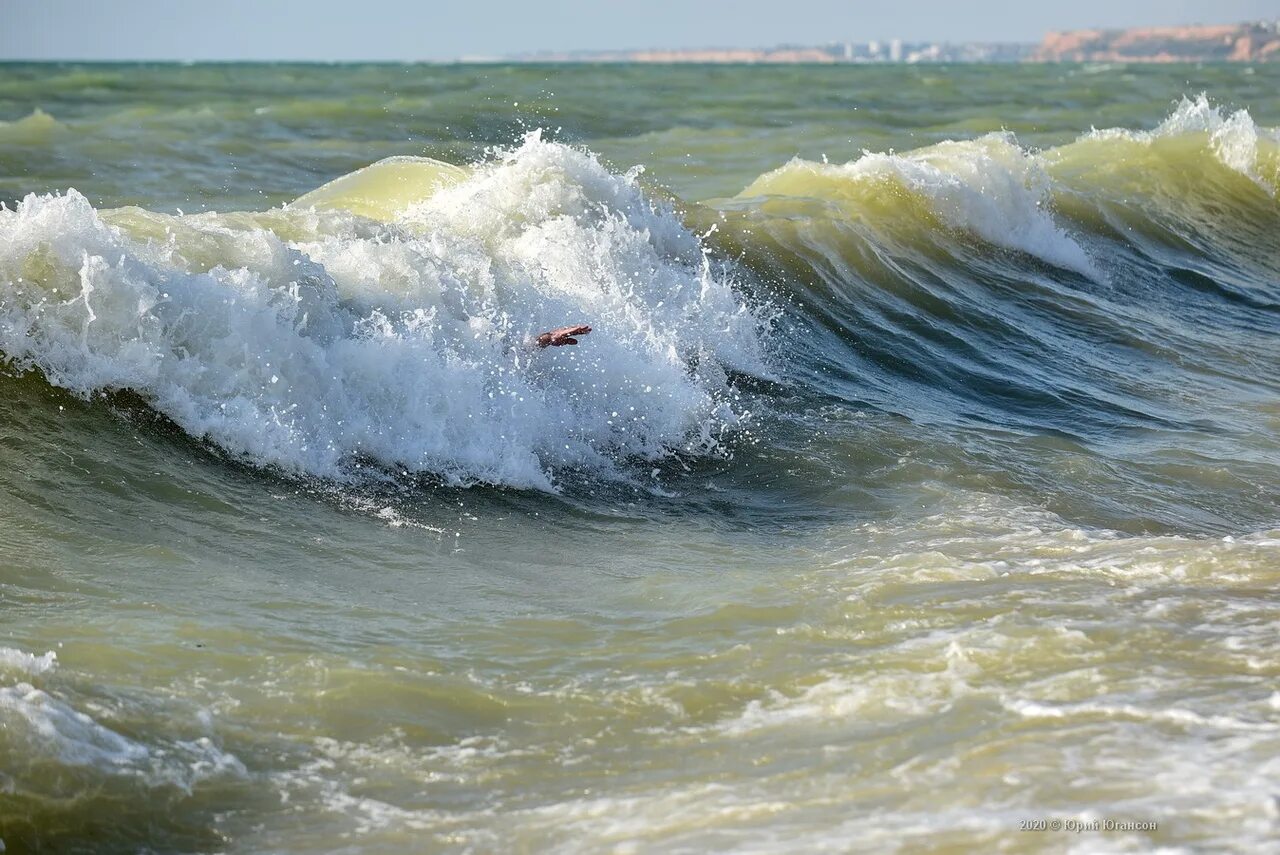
<box><xmin>1</xmin><ymin>99</ymin><xmax>1277</xmax><ymax>494</ymax></box>
<box><xmin>0</xmin><ymin>134</ymin><xmax>770</xmax><ymax>490</ymax></box>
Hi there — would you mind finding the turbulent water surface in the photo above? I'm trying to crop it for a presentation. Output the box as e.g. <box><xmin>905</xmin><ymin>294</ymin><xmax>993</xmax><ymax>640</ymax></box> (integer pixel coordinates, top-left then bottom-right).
<box><xmin>1</xmin><ymin>62</ymin><xmax>1279</xmax><ymax>853</ymax></box>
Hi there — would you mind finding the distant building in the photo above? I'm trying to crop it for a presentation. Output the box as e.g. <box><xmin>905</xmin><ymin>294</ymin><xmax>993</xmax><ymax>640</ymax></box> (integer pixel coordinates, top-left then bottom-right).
<box><xmin>494</xmin><ymin>18</ymin><xmax>1279</xmax><ymax>65</ymax></box>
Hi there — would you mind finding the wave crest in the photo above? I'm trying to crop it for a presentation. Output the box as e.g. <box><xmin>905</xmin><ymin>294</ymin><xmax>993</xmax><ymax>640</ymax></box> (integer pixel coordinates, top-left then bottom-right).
<box><xmin>1083</xmin><ymin>94</ymin><xmax>1280</xmax><ymax>194</ymax></box>
<box><xmin>0</xmin><ymin>136</ymin><xmax>770</xmax><ymax>489</ymax></box>
<box><xmin>736</xmin><ymin>133</ymin><xmax>1096</xmax><ymax>275</ymax></box>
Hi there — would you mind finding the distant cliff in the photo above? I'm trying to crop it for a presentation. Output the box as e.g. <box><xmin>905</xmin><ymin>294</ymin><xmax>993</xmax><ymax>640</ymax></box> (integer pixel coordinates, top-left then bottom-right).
<box><xmin>495</xmin><ymin>20</ymin><xmax>1280</xmax><ymax>66</ymax></box>
<box><xmin>1032</xmin><ymin>20</ymin><xmax>1280</xmax><ymax>62</ymax></box>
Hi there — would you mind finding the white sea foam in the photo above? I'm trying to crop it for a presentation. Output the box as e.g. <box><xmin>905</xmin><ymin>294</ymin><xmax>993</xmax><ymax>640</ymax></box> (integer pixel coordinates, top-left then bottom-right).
<box><xmin>0</xmin><ymin>681</ymin><xmax>246</xmax><ymax>793</ymax></box>
<box><xmin>0</xmin><ymin>647</ymin><xmax>57</xmax><ymax>677</ymax></box>
<box><xmin>845</xmin><ymin>134</ymin><xmax>1097</xmax><ymax>275</ymax></box>
<box><xmin>1087</xmin><ymin>94</ymin><xmax>1280</xmax><ymax>193</ymax></box>
<box><xmin>1003</xmin><ymin>697</ymin><xmax>1280</xmax><ymax>733</ymax></box>
<box><xmin>719</xmin><ymin>647</ymin><xmax>977</xmax><ymax>737</ymax></box>
<box><xmin>0</xmin><ymin>135</ymin><xmax>769</xmax><ymax>489</ymax></box>
<box><xmin>744</xmin><ymin>133</ymin><xmax>1096</xmax><ymax>276</ymax></box>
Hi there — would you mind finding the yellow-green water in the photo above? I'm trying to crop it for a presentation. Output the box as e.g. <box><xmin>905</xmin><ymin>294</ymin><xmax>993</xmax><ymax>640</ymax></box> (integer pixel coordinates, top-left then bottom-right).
<box><xmin>1</xmin><ymin>63</ymin><xmax>1278</xmax><ymax>853</ymax></box>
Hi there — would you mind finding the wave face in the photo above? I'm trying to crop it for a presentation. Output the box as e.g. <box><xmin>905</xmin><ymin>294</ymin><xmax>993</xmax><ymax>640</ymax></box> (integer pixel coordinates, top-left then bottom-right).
<box><xmin>0</xmin><ymin>134</ymin><xmax>768</xmax><ymax>489</ymax></box>
<box><xmin>2</xmin><ymin>97</ymin><xmax>1278</xmax><ymax>520</ymax></box>
<box><xmin>702</xmin><ymin>96</ymin><xmax>1280</xmax><ymax>531</ymax></box>
<box><xmin>736</xmin><ymin>132</ymin><xmax>1098</xmax><ymax>274</ymax></box>
<box><xmin>724</xmin><ymin>96</ymin><xmax>1276</xmax><ymax>278</ymax></box>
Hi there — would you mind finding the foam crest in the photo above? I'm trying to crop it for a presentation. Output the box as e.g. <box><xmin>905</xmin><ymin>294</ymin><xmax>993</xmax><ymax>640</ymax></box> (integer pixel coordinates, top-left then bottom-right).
<box><xmin>0</xmin><ymin>136</ymin><xmax>770</xmax><ymax>489</ymax></box>
<box><xmin>0</xmin><ymin>647</ymin><xmax>245</xmax><ymax>796</ymax></box>
<box><xmin>0</xmin><ymin>683</ymin><xmax>245</xmax><ymax>792</ymax></box>
<box><xmin>1003</xmin><ymin>698</ymin><xmax>1280</xmax><ymax>733</ymax></box>
<box><xmin>1087</xmin><ymin>94</ymin><xmax>1280</xmax><ymax>193</ymax></box>
<box><xmin>0</xmin><ymin>648</ymin><xmax>57</xmax><ymax>677</ymax></box>
<box><xmin>739</xmin><ymin>134</ymin><xmax>1095</xmax><ymax>275</ymax></box>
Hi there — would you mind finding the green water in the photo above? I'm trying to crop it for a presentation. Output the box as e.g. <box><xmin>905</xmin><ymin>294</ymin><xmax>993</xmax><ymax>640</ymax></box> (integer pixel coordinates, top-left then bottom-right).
<box><xmin>3</xmin><ymin>62</ymin><xmax>1274</xmax><ymax>207</ymax></box>
<box><xmin>1</xmin><ymin>63</ymin><xmax>1278</xmax><ymax>853</ymax></box>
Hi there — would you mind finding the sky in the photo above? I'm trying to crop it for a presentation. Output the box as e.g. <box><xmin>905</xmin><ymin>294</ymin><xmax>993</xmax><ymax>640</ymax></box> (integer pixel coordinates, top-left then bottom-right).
<box><xmin>2</xmin><ymin>0</ymin><xmax>1277</xmax><ymax>61</ymax></box>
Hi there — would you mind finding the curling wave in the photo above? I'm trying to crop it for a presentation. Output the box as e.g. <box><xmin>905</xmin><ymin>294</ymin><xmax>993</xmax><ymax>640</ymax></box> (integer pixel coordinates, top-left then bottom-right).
<box><xmin>0</xmin><ymin>134</ymin><xmax>770</xmax><ymax>490</ymax></box>
<box><xmin>1</xmin><ymin>100</ymin><xmax>1277</xmax><ymax>498</ymax></box>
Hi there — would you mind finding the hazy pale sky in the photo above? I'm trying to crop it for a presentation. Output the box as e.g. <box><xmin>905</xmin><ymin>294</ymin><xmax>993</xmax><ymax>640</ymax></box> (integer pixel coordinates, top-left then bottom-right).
<box><xmin>3</xmin><ymin>0</ymin><xmax>1277</xmax><ymax>61</ymax></box>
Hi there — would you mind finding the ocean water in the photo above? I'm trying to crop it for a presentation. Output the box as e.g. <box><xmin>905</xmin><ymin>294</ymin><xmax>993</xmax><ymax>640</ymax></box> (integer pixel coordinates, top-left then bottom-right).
<box><xmin>0</xmin><ymin>62</ymin><xmax>1278</xmax><ymax>853</ymax></box>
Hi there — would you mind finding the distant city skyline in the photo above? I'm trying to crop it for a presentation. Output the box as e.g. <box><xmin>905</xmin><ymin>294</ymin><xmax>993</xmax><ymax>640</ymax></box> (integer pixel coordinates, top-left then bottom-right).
<box><xmin>2</xmin><ymin>0</ymin><xmax>1278</xmax><ymax>62</ymax></box>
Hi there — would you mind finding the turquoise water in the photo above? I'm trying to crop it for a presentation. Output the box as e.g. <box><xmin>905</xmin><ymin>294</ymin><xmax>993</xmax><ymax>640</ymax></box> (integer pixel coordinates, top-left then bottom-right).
<box><xmin>1</xmin><ymin>63</ymin><xmax>1279</xmax><ymax>853</ymax></box>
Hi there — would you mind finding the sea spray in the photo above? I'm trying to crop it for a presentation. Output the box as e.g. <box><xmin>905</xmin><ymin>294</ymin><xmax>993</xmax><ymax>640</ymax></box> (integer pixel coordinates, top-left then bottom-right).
<box><xmin>1081</xmin><ymin>94</ymin><xmax>1280</xmax><ymax>194</ymax></box>
<box><xmin>0</xmin><ymin>136</ymin><xmax>770</xmax><ymax>489</ymax></box>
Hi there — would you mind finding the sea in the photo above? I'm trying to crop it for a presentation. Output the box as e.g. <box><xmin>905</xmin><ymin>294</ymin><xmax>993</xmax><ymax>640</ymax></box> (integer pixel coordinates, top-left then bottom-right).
<box><xmin>0</xmin><ymin>61</ymin><xmax>1278</xmax><ymax>853</ymax></box>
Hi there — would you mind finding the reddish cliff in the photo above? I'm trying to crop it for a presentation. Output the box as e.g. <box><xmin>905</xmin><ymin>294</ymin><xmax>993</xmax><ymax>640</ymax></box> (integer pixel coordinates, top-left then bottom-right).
<box><xmin>1033</xmin><ymin>21</ymin><xmax>1280</xmax><ymax>62</ymax></box>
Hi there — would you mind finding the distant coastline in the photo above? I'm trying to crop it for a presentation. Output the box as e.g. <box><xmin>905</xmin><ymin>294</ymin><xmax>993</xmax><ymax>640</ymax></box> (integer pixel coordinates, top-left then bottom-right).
<box><xmin>491</xmin><ymin>19</ymin><xmax>1280</xmax><ymax>64</ymax></box>
<box><xmin>1032</xmin><ymin>20</ymin><xmax>1280</xmax><ymax>62</ymax></box>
